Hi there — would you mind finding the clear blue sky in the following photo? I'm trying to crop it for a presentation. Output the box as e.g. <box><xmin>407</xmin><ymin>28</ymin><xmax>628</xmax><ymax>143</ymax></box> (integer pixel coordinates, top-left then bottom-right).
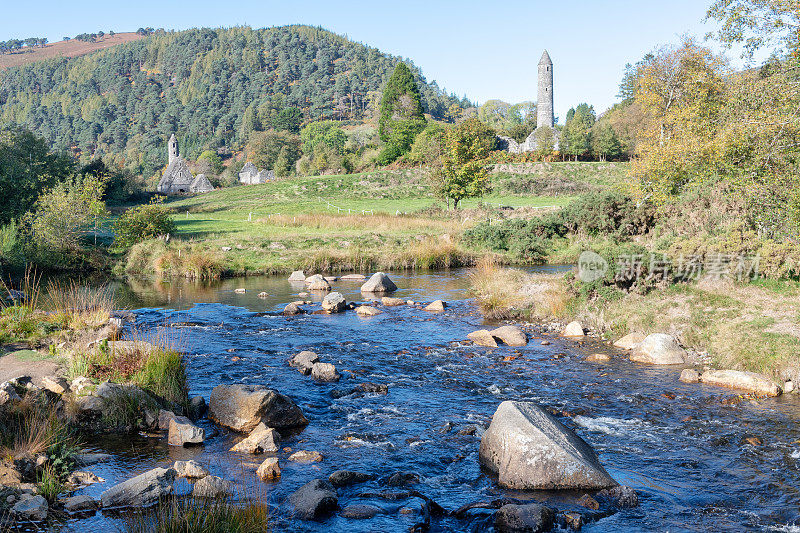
<box><xmin>1</xmin><ymin>0</ymin><xmax>747</xmax><ymax>123</ymax></box>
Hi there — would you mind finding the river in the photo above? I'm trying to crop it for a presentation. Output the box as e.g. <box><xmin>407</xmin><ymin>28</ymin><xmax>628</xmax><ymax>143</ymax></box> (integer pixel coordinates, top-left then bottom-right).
<box><xmin>58</xmin><ymin>269</ymin><xmax>800</xmax><ymax>532</ymax></box>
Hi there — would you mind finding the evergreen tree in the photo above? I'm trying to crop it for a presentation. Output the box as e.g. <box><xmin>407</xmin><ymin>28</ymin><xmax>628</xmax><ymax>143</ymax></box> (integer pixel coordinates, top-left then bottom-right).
<box><xmin>378</xmin><ymin>62</ymin><xmax>426</xmax><ymax>163</ymax></box>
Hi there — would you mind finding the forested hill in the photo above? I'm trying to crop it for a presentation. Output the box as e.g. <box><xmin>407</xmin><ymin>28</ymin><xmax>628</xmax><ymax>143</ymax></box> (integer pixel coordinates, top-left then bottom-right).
<box><xmin>0</xmin><ymin>25</ymin><xmax>468</xmax><ymax>176</ymax></box>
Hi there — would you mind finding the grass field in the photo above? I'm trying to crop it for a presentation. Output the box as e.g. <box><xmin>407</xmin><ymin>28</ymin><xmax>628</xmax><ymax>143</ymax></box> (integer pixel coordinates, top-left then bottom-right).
<box><xmin>122</xmin><ymin>163</ymin><xmax>627</xmax><ymax>277</ymax></box>
<box><xmin>0</xmin><ymin>33</ymin><xmax>145</xmax><ymax>71</ymax></box>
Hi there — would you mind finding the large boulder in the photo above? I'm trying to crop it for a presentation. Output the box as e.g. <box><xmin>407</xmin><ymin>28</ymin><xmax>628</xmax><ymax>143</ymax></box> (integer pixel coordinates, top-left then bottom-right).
<box><xmin>193</xmin><ymin>475</ymin><xmax>233</xmax><ymax>498</ymax></box>
<box><xmin>321</xmin><ymin>292</ymin><xmax>346</xmax><ymax>313</ymax></box>
<box><xmin>230</xmin><ymin>422</ymin><xmax>280</xmax><ymax>454</ymax></box>
<box><xmin>613</xmin><ymin>332</ymin><xmax>646</xmax><ymax>350</ymax></box>
<box><xmin>100</xmin><ymin>467</ymin><xmax>176</xmax><ymax>508</ymax></box>
<box><xmin>289</xmin><ymin>479</ymin><xmax>338</xmax><ymax>520</ymax></box>
<box><xmin>311</xmin><ymin>362</ymin><xmax>340</xmax><ymax>382</ymax></box>
<box><xmin>168</xmin><ymin>416</ymin><xmax>205</xmax><ymax>446</ymax></box>
<box><xmin>360</xmin><ymin>272</ymin><xmax>397</xmax><ymax>293</ymax></box>
<box><xmin>12</xmin><ymin>494</ymin><xmax>48</xmax><ymax>521</ymax></box>
<box><xmin>479</xmin><ymin>401</ymin><xmax>617</xmax><ymax>490</ymax></box>
<box><xmin>468</xmin><ymin>330</ymin><xmax>499</xmax><ymax>348</ymax></box>
<box><xmin>700</xmin><ymin>369</ymin><xmax>781</xmax><ymax>396</ymax></box>
<box><xmin>630</xmin><ymin>334</ymin><xmax>686</xmax><ymax>365</ymax></box>
<box><xmin>290</xmin><ymin>351</ymin><xmax>319</xmax><ymax>375</ymax></box>
<box><xmin>305</xmin><ymin>274</ymin><xmax>331</xmax><ymax>291</ymax></box>
<box><xmin>495</xmin><ymin>503</ymin><xmax>555</xmax><ymax>533</ymax></box>
<box><xmin>209</xmin><ymin>384</ymin><xmax>308</xmax><ymax>432</ymax></box>
<box><xmin>562</xmin><ymin>321</ymin><xmax>585</xmax><ymax>337</ymax></box>
<box><xmin>490</xmin><ymin>325</ymin><xmax>528</xmax><ymax>346</ymax></box>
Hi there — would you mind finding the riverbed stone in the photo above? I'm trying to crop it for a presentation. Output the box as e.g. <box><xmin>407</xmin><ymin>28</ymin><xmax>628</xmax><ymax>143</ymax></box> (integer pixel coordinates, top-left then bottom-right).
<box><xmin>630</xmin><ymin>334</ymin><xmax>686</xmax><ymax>365</ymax></box>
<box><xmin>289</xmin><ymin>479</ymin><xmax>338</xmax><ymax>520</ymax></box>
<box><xmin>67</xmin><ymin>471</ymin><xmax>104</xmax><ymax>487</ymax></box>
<box><xmin>11</xmin><ymin>494</ymin><xmax>48</xmax><ymax>521</ymax></box>
<box><xmin>63</xmin><ymin>494</ymin><xmax>97</xmax><ymax>513</ymax></box>
<box><xmin>256</xmin><ymin>457</ymin><xmax>281</xmax><ymax>480</ymax></box>
<box><xmin>100</xmin><ymin>467</ymin><xmax>176</xmax><ymax>508</ymax></box>
<box><xmin>288</xmin><ymin>270</ymin><xmax>306</xmax><ymax>281</ymax></box>
<box><xmin>41</xmin><ymin>376</ymin><xmax>69</xmax><ymax>395</ymax></box>
<box><xmin>329</xmin><ymin>470</ymin><xmax>374</xmax><ymax>487</ymax></box>
<box><xmin>341</xmin><ymin>504</ymin><xmax>381</xmax><ymax>519</ymax></box>
<box><xmin>208</xmin><ymin>384</ymin><xmax>308</xmax><ymax>432</ymax></box>
<box><xmin>305</xmin><ymin>274</ymin><xmax>331</xmax><ymax>291</ymax></box>
<box><xmin>168</xmin><ymin>416</ymin><xmax>205</xmax><ymax>446</ymax></box>
<box><xmin>479</xmin><ymin>401</ymin><xmax>617</xmax><ymax>490</ymax></box>
<box><xmin>425</xmin><ymin>300</ymin><xmax>447</xmax><ymax>312</ymax></box>
<box><xmin>173</xmin><ymin>460</ymin><xmax>209</xmax><ymax>478</ymax></box>
<box><xmin>490</xmin><ymin>325</ymin><xmax>528</xmax><ymax>346</ymax></box>
<box><xmin>311</xmin><ymin>362</ymin><xmax>340</xmax><ymax>382</ymax></box>
<box><xmin>289</xmin><ymin>450</ymin><xmax>324</xmax><ymax>463</ymax></box>
<box><xmin>290</xmin><ymin>351</ymin><xmax>319</xmax><ymax>375</ymax></box>
<box><xmin>356</xmin><ymin>305</ymin><xmax>382</xmax><ymax>317</ymax></box>
<box><xmin>597</xmin><ymin>485</ymin><xmax>639</xmax><ymax>508</ymax></box>
<box><xmin>188</xmin><ymin>396</ymin><xmax>207</xmax><ymax>420</ymax></box>
<box><xmin>613</xmin><ymin>332</ymin><xmax>646</xmax><ymax>350</ymax></box>
<box><xmin>158</xmin><ymin>409</ymin><xmax>177</xmax><ymax>430</ymax></box>
<box><xmin>322</xmin><ymin>292</ymin><xmax>346</xmax><ymax>313</ymax></box>
<box><xmin>230</xmin><ymin>422</ymin><xmax>280</xmax><ymax>454</ymax></box>
<box><xmin>468</xmin><ymin>329</ymin><xmax>499</xmax><ymax>347</ymax></box>
<box><xmin>381</xmin><ymin>296</ymin><xmax>405</xmax><ymax>306</ymax></box>
<box><xmin>679</xmin><ymin>369</ymin><xmax>700</xmax><ymax>383</ymax></box>
<box><xmin>284</xmin><ymin>302</ymin><xmax>304</xmax><ymax>315</ymax></box>
<box><xmin>495</xmin><ymin>503</ymin><xmax>554</xmax><ymax>533</ymax></box>
<box><xmin>586</xmin><ymin>353</ymin><xmax>611</xmax><ymax>363</ymax></box>
<box><xmin>562</xmin><ymin>321</ymin><xmax>585</xmax><ymax>337</ymax></box>
<box><xmin>361</xmin><ymin>272</ymin><xmax>397</xmax><ymax>293</ymax></box>
<box><xmin>340</xmin><ymin>274</ymin><xmax>366</xmax><ymax>281</ymax></box>
<box><xmin>700</xmin><ymin>369</ymin><xmax>781</xmax><ymax>396</ymax></box>
<box><xmin>192</xmin><ymin>475</ymin><xmax>232</xmax><ymax>498</ymax></box>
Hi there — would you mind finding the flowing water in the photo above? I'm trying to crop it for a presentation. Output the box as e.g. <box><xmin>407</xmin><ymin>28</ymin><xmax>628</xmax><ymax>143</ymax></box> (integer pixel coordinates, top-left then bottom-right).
<box><xmin>56</xmin><ymin>269</ymin><xmax>800</xmax><ymax>532</ymax></box>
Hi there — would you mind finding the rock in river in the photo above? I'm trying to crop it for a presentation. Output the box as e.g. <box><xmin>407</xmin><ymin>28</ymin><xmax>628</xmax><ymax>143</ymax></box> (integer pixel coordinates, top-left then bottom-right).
<box><xmin>479</xmin><ymin>401</ymin><xmax>617</xmax><ymax>490</ymax></box>
<box><xmin>289</xmin><ymin>479</ymin><xmax>338</xmax><ymax>520</ymax></box>
<box><xmin>700</xmin><ymin>369</ymin><xmax>781</xmax><ymax>396</ymax></box>
<box><xmin>468</xmin><ymin>329</ymin><xmax>498</xmax><ymax>347</ymax></box>
<box><xmin>424</xmin><ymin>300</ymin><xmax>447</xmax><ymax>312</ymax></box>
<box><xmin>311</xmin><ymin>362</ymin><xmax>340</xmax><ymax>382</ymax></box>
<box><xmin>305</xmin><ymin>274</ymin><xmax>331</xmax><ymax>291</ymax></box>
<box><xmin>12</xmin><ymin>494</ymin><xmax>48</xmax><ymax>521</ymax></box>
<box><xmin>290</xmin><ymin>350</ymin><xmax>320</xmax><ymax>375</ymax></box>
<box><xmin>256</xmin><ymin>457</ymin><xmax>281</xmax><ymax>480</ymax></box>
<box><xmin>361</xmin><ymin>272</ymin><xmax>397</xmax><ymax>293</ymax></box>
<box><xmin>322</xmin><ymin>292</ymin><xmax>347</xmax><ymax>313</ymax></box>
<box><xmin>613</xmin><ymin>332</ymin><xmax>646</xmax><ymax>350</ymax></box>
<box><xmin>495</xmin><ymin>503</ymin><xmax>554</xmax><ymax>533</ymax></box>
<box><xmin>381</xmin><ymin>296</ymin><xmax>405</xmax><ymax>306</ymax></box>
<box><xmin>630</xmin><ymin>333</ymin><xmax>686</xmax><ymax>365</ymax></box>
<box><xmin>289</xmin><ymin>450</ymin><xmax>324</xmax><ymax>463</ymax></box>
<box><xmin>100</xmin><ymin>467</ymin><xmax>176</xmax><ymax>508</ymax></box>
<box><xmin>209</xmin><ymin>384</ymin><xmax>308</xmax><ymax>432</ymax></box>
<box><xmin>192</xmin><ymin>475</ymin><xmax>233</xmax><ymax>498</ymax></box>
<box><xmin>490</xmin><ymin>325</ymin><xmax>528</xmax><ymax>346</ymax></box>
<box><xmin>173</xmin><ymin>460</ymin><xmax>209</xmax><ymax>479</ymax></box>
<box><xmin>168</xmin><ymin>416</ymin><xmax>205</xmax><ymax>446</ymax></box>
<box><xmin>679</xmin><ymin>369</ymin><xmax>700</xmax><ymax>383</ymax></box>
<box><xmin>356</xmin><ymin>305</ymin><xmax>382</xmax><ymax>317</ymax></box>
<box><xmin>284</xmin><ymin>302</ymin><xmax>304</xmax><ymax>315</ymax></box>
<box><xmin>230</xmin><ymin>422</ymin><xmax>280</xmax><ymax>454</ymax></box>
<box><xmin>329</xmin><ymin>470</ymin><xmax>374</xmax><ymax>487</ymax></box>
<box><xmin>562</xmin><ymin>321</ymin><xmax>585</xmax><ymax>337</ymax></box>
<box><xmin>288</xmin><ymin>270</ymin><xmax>306</xmax><ymax>281</ymax></box>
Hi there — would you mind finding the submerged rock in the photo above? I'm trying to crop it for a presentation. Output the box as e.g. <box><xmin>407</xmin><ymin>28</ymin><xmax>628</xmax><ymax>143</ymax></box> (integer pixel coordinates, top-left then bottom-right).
<box><xmin>468</xmin><ymin>330</ymin><xmax>498</xmax><ymax>348</ymax></box>
<box><xmin>230</xmin><ymin>422</ymin><xmax>280</xmax><ymax>454</ymax></box>
<box><xmin>290</xmin><ymin>351</ymin><xmax>319</xmax><ymax>375</ymax></box>
<box><xmin>100</xmin><ymin>467</ymin><xmax>176</xmax><ymax>508</ymax></box>
<box><xmin>490</xmin><ymin>325</ymin><xmax>528</xmax><ymax>346</ymax></box>
<box><xmin>495</xmin><ymin>503</ymin><xmax>554</xmax><ymax>533</ymax></box>
<box><xmin>356</xmin><ymin>305</ymin><xmax>382</xmax><ymax>317</ymax></box>
<box><xmin>340</xmin><ymin>274</ymin><xmax>366</xmax><ymax>281</ymax></box>
<box><xmin>630</xmin><ymin>334</ymin><xmax>686</xmax><ymax>365</ymax></box>
<box><xmin>586</xmin><ymin>353</ymin><xmax>611</xmax><ymax>363</ymax></box>
<box><xmin>381</xmin><ymin>296</ymin><xmax>405</xmax><ymax>306</ymax></box>
<box><xmin>613</xmin><ymin>332</ymin><xmax>646</xmax><ymax>350</ymax></box>
<box><xmin>311</xmin><ymin>362</ymin><xmax>340</xmax><ymax>382</ymax></box>
<box><xmin>289</xmin><ymin>479</ymin><xmax>338</xmax><ymax>520</ymax></box>
<box><xmin>479</xmin><ymin>401</ymin><xmax>617</xmax><ymax>490</ymax></box>
<box><xmin>329</xmin><ymin>470</ymin><xmax>374</xmax><ymax>487</ymax></box>
<box><xmin>361</xmin><ymin>272</ymin><xmax>397</xmax><ymax>293</ymax></box>
<box><xmin>597</xmin><ymin>485</ymin><xmax>639</xmax><ymax>508</ymax></box>
<box><xmin>700</xmin><ymin>369</ymin><xmax>781</xmax><ymax>396</ymax></box>
<box><xmin>208</xmin><ymin>384</ymin><xmax>308</xmax><ymax>432</ymax></box>
<box><xmin>341</xmin><ymin>504</ymin><xmax>381</xmax><ymax>519</ymax></box>
<box><xmin>62</xmin><ymin>494</ymin><xmax>97</xmax><ymax>513</ymax></box>
<box><xmin>562</xmin><ymin>321</ymin><xmax>585</xmax><ymax>337</ymax></box>
<box><xmin>289</xmin><ymin>450</ymin><xmax>324</xmax><ymax>463</ymax></box>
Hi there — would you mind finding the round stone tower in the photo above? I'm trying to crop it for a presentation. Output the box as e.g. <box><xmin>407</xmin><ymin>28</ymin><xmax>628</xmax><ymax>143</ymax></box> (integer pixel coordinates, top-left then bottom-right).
<box><xmin>537</xmin><ymin>50</ymin><xmax>554</xmax><ymax>129</ymax></box>
<box><xmin>168</xmin><ymin>134</ymin><xmax>178</xmax><ymax>164</ymax></box>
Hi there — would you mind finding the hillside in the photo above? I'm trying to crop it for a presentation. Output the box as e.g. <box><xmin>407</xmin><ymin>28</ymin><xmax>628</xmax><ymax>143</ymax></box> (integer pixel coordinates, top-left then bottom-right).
<box><xmin>0</xmin><ymin>33</ymin><xmax>145</xmax><ymax>71</ymax></box>
<box><xmin>0</xmin><ymin>25</ymin><xmax>466</xmax><ymax>178</ymax></box>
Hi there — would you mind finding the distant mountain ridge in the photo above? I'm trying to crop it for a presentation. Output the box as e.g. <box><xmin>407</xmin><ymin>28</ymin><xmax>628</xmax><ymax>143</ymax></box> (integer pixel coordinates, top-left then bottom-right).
<box><xmin>0</xmin><ymin>25</ymin><xmax>467</xmax><ymax>176</ymax></box>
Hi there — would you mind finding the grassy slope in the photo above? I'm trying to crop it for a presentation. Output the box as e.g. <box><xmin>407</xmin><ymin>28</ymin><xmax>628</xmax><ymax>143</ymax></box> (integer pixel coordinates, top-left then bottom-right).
<box><xmin>124</xmin><ymin>164</ymin><xmax>626</xmax><ymax>276</ymax></box>
<box><xmin>0</xmin><ymin>33</ymin><xmax>145</xmax><ymax>71</ymax></box>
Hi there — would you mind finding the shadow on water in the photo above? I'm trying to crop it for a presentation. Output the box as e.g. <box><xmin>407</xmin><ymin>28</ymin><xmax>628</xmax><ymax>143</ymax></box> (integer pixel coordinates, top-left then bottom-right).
<box><xmin>52</xmin><ymin>268</ymin><xmax>800</xmax><ymax>532</ymax></box>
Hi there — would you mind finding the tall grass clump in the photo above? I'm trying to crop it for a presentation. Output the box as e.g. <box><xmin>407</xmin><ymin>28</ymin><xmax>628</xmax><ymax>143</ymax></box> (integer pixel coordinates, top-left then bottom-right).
<box><xmin>44</xmin><ymin>279</ymin><xmax>114</xmax><ymax>330</ymax></box>
<box><xmin>125</xmin><ymin>495</ymin><xmax>270</xmax><ymax>533</ymax></box>
<box><xmin>0</xmin><ymin>268</ymin><xmax>57</xmax><ymax>344</ymax></box>
<box><xmin>0</xmin><ymin>395</ymin><xmax>79</xmax><ymax>467</ymax></box>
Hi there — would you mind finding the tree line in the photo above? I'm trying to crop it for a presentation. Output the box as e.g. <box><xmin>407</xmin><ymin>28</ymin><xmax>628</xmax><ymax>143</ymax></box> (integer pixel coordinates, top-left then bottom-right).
<box><xmin>0</xmin><ymin>38</ymin><xmax>48</xmax><ymax>54</ymax></box>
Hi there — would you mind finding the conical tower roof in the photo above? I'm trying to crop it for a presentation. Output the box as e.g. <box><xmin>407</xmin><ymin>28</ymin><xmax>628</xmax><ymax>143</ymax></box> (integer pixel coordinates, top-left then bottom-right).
<box><xmin>539</xmin><ymin>50</ymin><xmax>552</xmax><ymax>65</ymax></box>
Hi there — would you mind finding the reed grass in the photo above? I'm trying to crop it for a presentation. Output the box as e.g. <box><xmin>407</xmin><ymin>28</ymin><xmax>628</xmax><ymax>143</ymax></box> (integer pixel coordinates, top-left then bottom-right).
<box><xmin>124</xmin><ymin>495</ymin><xmax>270</xmax><ymax>533</ymax></box>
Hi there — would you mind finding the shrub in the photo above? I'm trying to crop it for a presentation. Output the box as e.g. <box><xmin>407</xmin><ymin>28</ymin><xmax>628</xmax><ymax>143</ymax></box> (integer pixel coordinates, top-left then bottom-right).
<box><xmin>114</xmin><ymin>200</ymin><xmax>176</xmax><ymax>249</ymax></box>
